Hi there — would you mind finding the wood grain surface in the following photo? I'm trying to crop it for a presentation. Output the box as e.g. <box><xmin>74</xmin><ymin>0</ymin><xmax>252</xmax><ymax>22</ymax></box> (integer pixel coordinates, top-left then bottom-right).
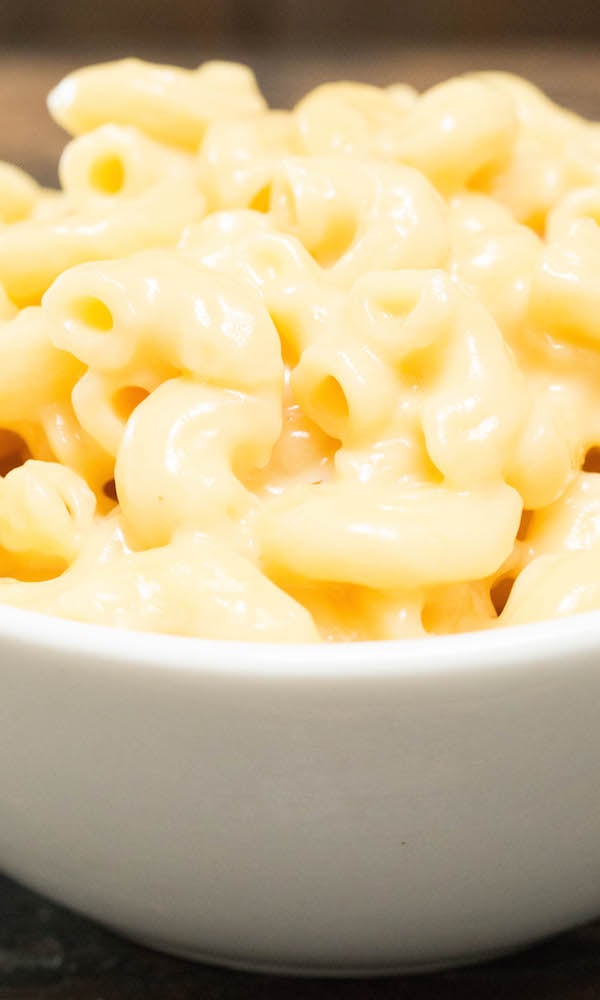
<box><xmin>1</xmin><ymin>42</ymin><xmax>600</xmax><ymax>999</ymax></box>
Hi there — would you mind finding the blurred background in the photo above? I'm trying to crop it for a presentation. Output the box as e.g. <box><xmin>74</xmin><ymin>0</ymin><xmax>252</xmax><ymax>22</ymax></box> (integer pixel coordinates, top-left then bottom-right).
<box><xmin>0</xmin><ymin>0</ymin><xmax>598</xmax><ymax>184</ymax></box>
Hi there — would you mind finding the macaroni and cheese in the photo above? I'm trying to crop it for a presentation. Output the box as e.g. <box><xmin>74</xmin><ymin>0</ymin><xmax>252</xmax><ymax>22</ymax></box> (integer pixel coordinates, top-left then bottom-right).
<box><xmin>0</xmin><ymin>60</ymin><xmax>599</xmax><ymax>641</ymax></box>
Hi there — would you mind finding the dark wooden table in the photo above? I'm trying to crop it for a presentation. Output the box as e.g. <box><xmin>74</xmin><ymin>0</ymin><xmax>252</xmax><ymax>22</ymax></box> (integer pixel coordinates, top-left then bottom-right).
<box><xmin>3</xmin><ymin>873</ymin><xmax>600</xmax><ymax>1000</ymax></box>
<box><xmin>2</xmin><ymin>42</ymin><xmax>600</xmax><ymax>999</ymax></box>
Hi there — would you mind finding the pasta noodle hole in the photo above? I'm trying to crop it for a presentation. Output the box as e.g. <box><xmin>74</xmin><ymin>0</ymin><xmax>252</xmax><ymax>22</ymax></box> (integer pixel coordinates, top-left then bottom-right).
<box><xmin>490</xmin><ymin>575</ymin><xmax>516</xmax><ymax>617</ymax></box>
<box><xmin>113</xmin><ymin>386</ymin><xmax>150</xmax><ymax>422</ymax></box>
<box><xmin>102</xmin><ymin>479</ymin><xmax>118</xmax><ymax>502</ymax></box>
<box><xmin>70</xmin><ymin>295</ymin><xmax>114</xmax><ymax>333</ymax></box>
<box><xmin>523</xmin><ymin>209</ymin><xmax>546</xmax><ymax>237</ymax></box>
<box><xmin>373</xmin><ymin>289</ymin><xmax>420</xmax><ymax>323</ymax></box>
<box><xmin>249</xmin><ymin>185</ymin><xmax>271</xmax><ymax>213</ymax></box>
<box><xmin>583</xmin><ymin>446</ymin><xmax>600</xmax><ymax>472</ymax></box>
<box><xmin>89</xmin><ymin>154</ymin><xmax>126</xmax><ymax>196</ymax></box>
<box><xmin>272</xmin><ymin>178</ymin><xmax>356</xmax><ymax>266</ymax></box>
<box><xmin>0</xmin><ymin>430</ymin><xmax>31</xmax><ymax>477</ymax></box>
<box><xmin>312</xmin><ymin>216</ymin><xmax>357</xmax><ymax>268</ymax></box>
<box><xmin>311</xmin><ymin>375</ymin><xmax>350</xmax><ymax>426</ymax></box>
<box><xmin>467</xmin><ymin>162</ymin><xmax>500</xmax><ymax>194</ymax></box>
<box><xmin>400</xmin><ymin>343</ymin><xmax>440</xmax><ymax>387</ymax></box>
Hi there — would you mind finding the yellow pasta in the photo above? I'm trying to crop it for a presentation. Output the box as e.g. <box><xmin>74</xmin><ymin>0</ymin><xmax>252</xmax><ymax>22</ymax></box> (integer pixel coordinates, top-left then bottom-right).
<box><xmin>0</xmin><ymin>163</ymin><xmax>39</xmax><ymax>223</ymax></box>
<box><xmin>59</xmin><ymin>124</ymin><xmax>194</xmax><ymax>203</ymax></box>
<box><xmin>295</xmin><ymin>82</ymin><xmax>411</xmax><ymax>158</ymax></box>
<box><xmin>0</xmin><ymin>178</ymin><xmax>205</xmax><ymax>306</ymax></box>
<box><xmin>269</xmin><ymin>156</ymin><xmax>449</xmax><ymax>282</ymax></box>
<box><xmin>115</xmin><ymin>376</ymin><xmax>282</xmax><ymax>547</ymax></box>
<box><xmin>48</xmin><ymin>59</ymin><xmax>266</xmax><ymax>149</ymax></box>
<box><xmin>382</xmin><ymin>77</ymin><xmax>517</xmax><ymax>193</ymax></box>
<box><xmin>0</xmin><ymin>461</ymin><xmax>96</xmax><ymax>565</ymax></box>
<box><xmin>1</xmin><ymin>58</ymin><xmax>600</xmax><ymax>641</ymax></box>
<box><xmin>198</xmin><ymin>111</ymin><xmax>296</xmax><ymax>211</ymax></box>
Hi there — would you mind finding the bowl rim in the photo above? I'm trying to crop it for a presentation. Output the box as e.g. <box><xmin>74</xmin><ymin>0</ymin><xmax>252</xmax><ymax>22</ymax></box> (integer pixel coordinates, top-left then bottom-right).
<box><xmin>0</xmin><ymin>600</ymin><xmax>598</xmax><ymax>680</ymax></box>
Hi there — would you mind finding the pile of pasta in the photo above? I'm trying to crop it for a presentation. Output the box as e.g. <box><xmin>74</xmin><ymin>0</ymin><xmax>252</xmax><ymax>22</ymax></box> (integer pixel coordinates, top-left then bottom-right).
<box><xmin>1</xmin><ymin>60</ymin><xmax>600</xmax><ymax>641</ymax></box>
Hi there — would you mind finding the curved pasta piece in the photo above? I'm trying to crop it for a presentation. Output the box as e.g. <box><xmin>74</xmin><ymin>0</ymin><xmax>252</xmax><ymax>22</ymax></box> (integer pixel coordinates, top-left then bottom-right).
<box><xmin>259</xmin><ymin>481</ymin><xmax>522</xmax><ymax>589</ymax></box>
<box><xmin>0</xmin><ymin>306</ymin><xmax>83</xmax><ymax>426</ymax></box>
<box><xmin>0</xmin><ymin>530</ymin><xmax>319</xmax><ymax>642</ymax></box>
<box><xmin>448</xmin><ymin>192</ymin><xmax>517</xmax><ymax>240</ymax></box>
<box><xmin>40</xmin><ymin>399</ymin><xmax>114</xmax><ymax>499</ymax></box>
<box><xmin>0</xmin><ymin>163</ymin><xmax>39</xmax><ymax>223</ymax></box>
<box><xmin>59</xmin><ymin>124</ymin><xmax>194</xmax><ymax>203</ymax></box>
<box><xmin>182</xmin><ymin>212</ymin><xmax>340</xmax><ymax>360</ymax></box>
<box><xmin>419</xmin><ymin>296</ymin><xmax>528</xmax><ymax>486</ymax></box>
<box><xmin>0</xmin><ymin>461</ymin><xmax>96</xmax><ymax>565</ymax></box>
<box><xmin>449</xmin><ymin>220</ymin><xmax>541</xmax><ymax>341</ymax></box>
<box><xmin>473</xmin><ymin>74</ymin><xmax>586</xmax><ymax>224</ymax></box>
<box><xmin>529</xmin><ymin>217</ymin><xmax>600</xmax><ymax>348</ymax></box>
<box><xmin>199</xmin><ymin>111</ymin><xmax>296</xmax><ymax>211</ymax></box>
<box><xmin>294</xmin><ymin>82</ymin><xmax>409</xmax><ymax>159</ymax></box>
<box><xmin>291</xmin><ymin>335</ymin><xmax>398</xmax><ymax>446</ymax></box>
<box><xmin>348</xmin><ymin>268</ymin><xmax>455</xmax><ymax>365</ymax></box>
<box><xmin>524</xmin><ymin>473</ymin><xmax>600</xmax><ymax>559</ymax></box>
<box><xmin>70</xmin><ymin>371</ymin><xmax>156</xmax><ymax>458</ymax></box>
<box><xmin>295</xmin><ymin>271</ymin><xmax>529</xmax><ymax>490</ymax></box>
<box><xmin>545</xmin><ymin>184</ymin><xmax>600</xmax><ymax>242</ymax></box>
<box><xmin>43</xmin><ymin>249</ymin><xmax>282</xmax><ymax>386</ymax></box>
<box><xmin>475</xmin><ymin>73</ymin><xmax>583</xmax><ymax>142</ymax></box>
<box><xmin>115</xmin><ymin>377</ymin><xmax>282</xmax><ymax>547</ymax></box>
<box><xmin>500</xmin><ymin>551</ymin><xmax>600</xmax><ymax>626</ymax></box>
<box><xmin>180</xmin><ymin>208</ymin><xmax>274</xmax><ymax>265</ymax></box>
<box><xmin>269</xmin><ymin>157</ymin><xmax>449</xmax><ymax>285</ymax></box>
<box><xmin>334</xmin><ymin>401</ymin><xmax>441</xmax><ymax>487</ymax></box>
<box><xmin>0</xmin><ymin>178</ymin><xmax>205</xmax><ymax>306</ymax></box>
<box><xmin>504</xmin><ymin>387</ymin><xmax>577</xmax><ymax>510</ymax></box>
<box><xmin>384</xmin><ymin>77</ymin><xmax>517</xmax><ymax>193</ymax></box>
<box><xmin>48</xmin><ymin>59</ymin><xmax>266</xmax><ymax>149</ymax></box>
<box><xmin>481</xmin><ymin>135</ymin><xmax>568</xmax><ymax>233</ymax></box>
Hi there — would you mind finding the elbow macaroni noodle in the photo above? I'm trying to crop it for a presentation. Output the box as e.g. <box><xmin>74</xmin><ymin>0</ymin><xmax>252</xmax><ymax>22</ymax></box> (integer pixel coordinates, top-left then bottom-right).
<box><xmin>1</xmin><ymin>59</ymin><xmax>600</xmax><ymax>640</ymax></box>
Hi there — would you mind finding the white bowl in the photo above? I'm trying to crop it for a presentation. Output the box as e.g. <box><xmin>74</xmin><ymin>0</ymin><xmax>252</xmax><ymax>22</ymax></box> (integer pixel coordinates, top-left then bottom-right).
<box><xmin>1</xmin><ymin>604</ymin><xmax>600</xmax><ymax>977</ymax></box>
